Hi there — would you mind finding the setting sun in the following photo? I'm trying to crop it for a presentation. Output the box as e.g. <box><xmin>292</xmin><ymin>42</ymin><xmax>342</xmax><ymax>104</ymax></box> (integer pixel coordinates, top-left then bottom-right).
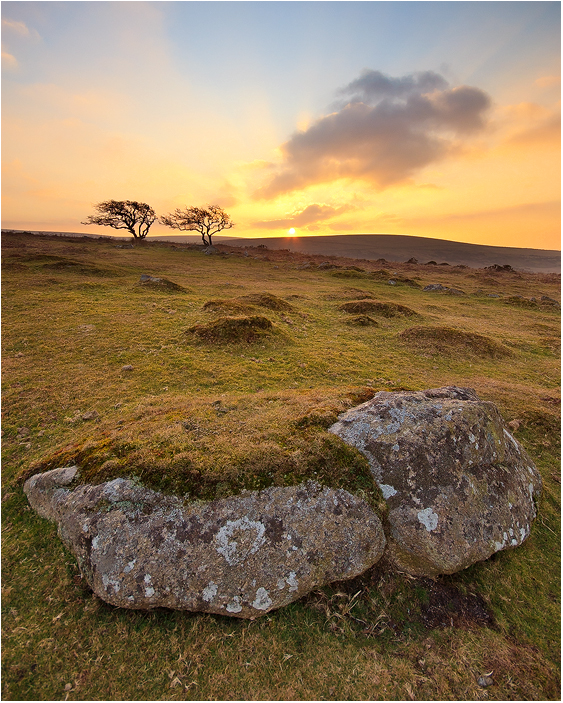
<box><xmin>288</xmin><ymin>228</ymin><xmax>296</xmax><ymax>235</ymax></box>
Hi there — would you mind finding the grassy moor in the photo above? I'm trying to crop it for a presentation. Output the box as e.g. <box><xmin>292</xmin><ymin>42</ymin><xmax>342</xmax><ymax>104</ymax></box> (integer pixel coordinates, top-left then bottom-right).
<box><xmin>2</xmin><ymin>231</ymin><xmax>560</xmax><ymax>701</ymax></box>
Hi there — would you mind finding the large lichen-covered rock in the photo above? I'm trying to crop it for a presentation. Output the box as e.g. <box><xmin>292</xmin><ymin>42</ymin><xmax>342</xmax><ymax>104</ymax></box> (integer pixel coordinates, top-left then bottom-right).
<box><xmin>24</xmin><ymin>469</ymin><xmax>385</xmax><ymax>618</ymax></box>
<box><xmin>329</xmin><ymin>386</ymin><xmax>542</xmax><ymax>577</ymax></box>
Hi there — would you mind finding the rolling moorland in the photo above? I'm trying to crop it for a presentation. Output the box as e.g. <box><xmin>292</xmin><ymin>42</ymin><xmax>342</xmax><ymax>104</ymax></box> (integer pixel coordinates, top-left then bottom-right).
<box><xmin>5</xmin><ymin>230</ymin><xmax>560</xmax><ymax>273</ymax></box>
<box><xmin>1</xmin><ymin>230</ymin><xmax>560</xmax><ymax>701</ymax></box>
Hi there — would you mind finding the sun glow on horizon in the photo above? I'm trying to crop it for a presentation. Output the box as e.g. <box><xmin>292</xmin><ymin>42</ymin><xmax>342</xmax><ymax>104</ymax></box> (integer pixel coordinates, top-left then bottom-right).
<box><xmin>1</xmin><ymin>2</ymin><xmax>560</xmax><ymax>250</ymax></box>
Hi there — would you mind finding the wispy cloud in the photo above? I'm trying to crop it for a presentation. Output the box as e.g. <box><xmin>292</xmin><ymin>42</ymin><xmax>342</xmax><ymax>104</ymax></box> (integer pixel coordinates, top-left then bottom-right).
<box><xmin>535</xmin><ymin>75</ymin><xmax>560</xmax><ymax>89</ymax></box>
<box><xmin>2</xmin><ymin>18</ymin><xmax>32</xmax><ymax>37</ymax></box>
<box><xmin>2</xmin><ymin>18</ymin><xmax>40</xmax><ymax>71</ymax></box>
<box><xmin>255</xmin><ymin>70</ymin><xmax>491</xmax><ymax>199</ymax></box>
<box><xmin>493</xmin><ymin>101</ymin><xmax>561</xmax><ymax>148</ymax></box>
<box><xmin>2</xmin><ymin>49</ymin><xmax>18</xmax><ymax>70</ymax></box>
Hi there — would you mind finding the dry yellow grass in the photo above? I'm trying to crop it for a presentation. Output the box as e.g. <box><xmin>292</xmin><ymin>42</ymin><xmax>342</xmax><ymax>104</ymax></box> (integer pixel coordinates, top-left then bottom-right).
<box><xmin>2</xmin><ymin>231</ymin><xmax>560</xmax><ymax>700</ymax></box>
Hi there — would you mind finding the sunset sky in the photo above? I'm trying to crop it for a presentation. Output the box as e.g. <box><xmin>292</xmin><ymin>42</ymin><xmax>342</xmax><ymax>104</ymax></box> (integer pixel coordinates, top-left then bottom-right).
<box><xmin>2</xmin><ymin>1</ymin><xmax>561</xmax><ymax>249</ymax></box>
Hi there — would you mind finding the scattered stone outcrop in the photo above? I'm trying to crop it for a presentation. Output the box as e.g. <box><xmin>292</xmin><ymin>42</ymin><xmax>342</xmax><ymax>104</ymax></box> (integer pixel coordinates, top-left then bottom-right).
<box><xmin>24</xmin><ymin>470</ymin><xmax>386</xmax><ymax>618</ymax></box>
<box><xmin>329</xmin><ymin>386</ymin><xmax>542</xmax><ymax>577</ymax></box>
<box><xmin>503</xmin><ymin>295</ymin><xmax>560</xmax><ymax>310</ymax></box>
<box><xmin>135</xmin><ymin>274</ymin><xmax>186</xmax><ymax>292</ymax></box>
<box><xmin>486</xmin><ymin>264</ymin><xmax>514</xmax><ymax>272</ymax></box>
<box><xmin>423</xmin><ymin>283</ymin><xmax>466</xmax><ymax>295</ymax></box>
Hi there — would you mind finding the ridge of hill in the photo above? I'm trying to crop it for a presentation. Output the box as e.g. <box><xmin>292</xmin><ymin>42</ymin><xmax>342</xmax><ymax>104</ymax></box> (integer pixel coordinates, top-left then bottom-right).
<box><xmin>2</xmin><ymin>230</ymin><xmax>560</xmax><ymax>273</ymax></box>
<box><xmin>224</xmin><ymin>234</ymin><xmax>561</xmax><ymax>273</ymax></box>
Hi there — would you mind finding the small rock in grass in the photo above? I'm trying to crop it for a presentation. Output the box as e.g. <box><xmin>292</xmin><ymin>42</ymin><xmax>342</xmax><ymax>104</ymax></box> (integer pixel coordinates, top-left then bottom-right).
<box><xmin>121</xmin><ymin>365</ymin><xmax>134</xmax><ymax>372</ymax></box>
<box><xmin>478</xmin><ymin>674</ymin><xmax>494</xmax><ymax>687</ymax></box>
<box><xmin>423</xmin><ymin>283</ymin><xmax>448</xmax><ymax>292</ymax></box>
<box><xmin>82</xmin><ymin>410</ymin><xmax>99</xmax><ymax>421</ymax></box>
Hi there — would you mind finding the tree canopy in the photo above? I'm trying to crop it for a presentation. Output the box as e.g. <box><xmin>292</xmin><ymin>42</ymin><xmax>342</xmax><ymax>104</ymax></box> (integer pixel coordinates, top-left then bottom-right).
<box><xmin>160</xmin><ymin>205</ymin><xmax>234</xmax><ymax>246</ymax></box>
<box><xmin>82</xmin><ymin>200</ymin><xmax>156</xmax><ymax>239</ymax></box>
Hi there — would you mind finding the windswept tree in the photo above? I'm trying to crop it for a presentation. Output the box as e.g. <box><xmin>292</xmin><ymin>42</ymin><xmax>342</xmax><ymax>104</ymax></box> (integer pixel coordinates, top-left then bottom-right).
<box><xmin>82</xmin><ymin>200</ymin><xmax>156</xmax><ymax>239</ymax></box>
<box><xmin>160</xmin><ymin>205</ymin><xmax>234</xmax><ymax>247</ymax></box>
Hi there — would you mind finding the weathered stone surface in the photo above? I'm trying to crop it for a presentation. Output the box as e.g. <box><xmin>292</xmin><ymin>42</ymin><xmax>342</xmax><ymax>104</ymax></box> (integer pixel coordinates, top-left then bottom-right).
<box><xmin>329</xmin><ymin>386</ymin><xmax>542</xmax><ymax>577</ymax></box>
<box><xmin>24</xmin><ymin>471</ymin><xmax>385</xmax><ymax>617</ymax></box>
<box><xmin>24</xmin><ymin>465</ymin><xmax>79</xmax><ymax>522</ymax></box>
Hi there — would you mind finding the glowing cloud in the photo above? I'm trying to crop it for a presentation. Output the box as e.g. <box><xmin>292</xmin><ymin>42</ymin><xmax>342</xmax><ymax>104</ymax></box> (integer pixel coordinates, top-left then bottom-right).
<box><xmin>252</xmin><ymin>203</ymin><xmax>351</xmax><ymax>230</ymax></box>
<box><xmin>255</xmin><ymin>70</ymin><xmax>491</xmax><ymax>199</ymax></box>
<box><xmin>1</xmin><ymin>50</ymin><xmax>18</xmax><ymax>70</ymax></box>
<box><xmin>2</xmin><ymin>18</ymin><xmax>32</xmax><ymax>37</ymax></box>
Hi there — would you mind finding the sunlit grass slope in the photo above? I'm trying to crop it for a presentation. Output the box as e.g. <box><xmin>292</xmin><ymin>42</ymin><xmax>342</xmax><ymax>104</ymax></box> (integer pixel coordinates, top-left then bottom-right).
<box><xmin>2</xmin><ymin>232</ymin><xmax>560</xmax><ymax>700</ymax></box>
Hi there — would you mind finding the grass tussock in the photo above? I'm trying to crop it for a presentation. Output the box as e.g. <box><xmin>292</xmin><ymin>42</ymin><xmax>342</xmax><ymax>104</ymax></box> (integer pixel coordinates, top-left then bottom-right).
<box><xmin>399</xmin><ymin>325</ymin><xmax>513</xmax><ymax>359</ymax></box>
<box><xmin>202</xmin><ymin>299</ymin><xmax>257</xmax><ymax>314</ymax></box>
<box><xmin>237</xmin><ymin>292</ymin><xmax>295</xmax><ymax>311</ymax></box>
<box><xmin>330</xmin><ymin>269</ymin><xmax>368</xmax><ymax>279</ymax></box>
<box><xmin>187</xmin><ymin>315</ymin><xmax>276</xmax><ymax>344</ymax></box>
<box><xmin>339</xmin><ymin>299</ymin><xmax>419</xmax><ymax>317</ymax></box>
<box><xmin>20</xmin><ymin>389</ymin><xmax>385</xmax><ymax>509</ymax></box>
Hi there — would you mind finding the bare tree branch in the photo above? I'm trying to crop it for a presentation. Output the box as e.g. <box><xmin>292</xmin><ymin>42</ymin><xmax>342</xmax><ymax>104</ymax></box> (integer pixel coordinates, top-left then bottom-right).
<box><xmin>160</xmin><ymin>205</ymin><xmax>235</xmax><ymax>246</ymax></box>
<box><xmin>82</xmin><ymin>200</ymin><xmax>156</xmax><ymax>239</ymax></box>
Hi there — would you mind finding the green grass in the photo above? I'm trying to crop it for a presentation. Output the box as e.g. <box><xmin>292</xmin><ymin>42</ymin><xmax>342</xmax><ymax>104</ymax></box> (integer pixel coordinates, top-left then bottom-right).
<box><xmin>2</xmin><ymin>232</ymin><xmax>560</xmax><ymax>700</ymax></box>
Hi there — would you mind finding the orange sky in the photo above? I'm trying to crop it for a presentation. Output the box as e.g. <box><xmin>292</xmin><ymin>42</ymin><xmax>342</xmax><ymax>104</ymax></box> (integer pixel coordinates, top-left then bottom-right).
<box><xmin>2</xmin><ymin>2</ymin><xmax>561</xmax><ymax>250</ymax></box>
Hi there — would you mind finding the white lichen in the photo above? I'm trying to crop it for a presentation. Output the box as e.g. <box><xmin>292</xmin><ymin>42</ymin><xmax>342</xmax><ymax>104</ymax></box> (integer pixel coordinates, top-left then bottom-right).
<box><xmin>226</xmin><ymin>596</ymin><xmax>242</xmax><ymax>613</ymax></box>
<box><xmin>252</xmin><ymin>587</ymin><xmax>273</xmax><ymax>610</ymax></box>
<box><xmin>286</xmin><ymin>572</ymin><xmax>299</xmax><ymax>592</ymax></box>
<box><xmin>417</xmin><ymin>507</ymin><xmax>439</xmax><ymax>532</ymax></box>
<box><xmin>380</xmin><ymin>484</ymin><xmax>398</xmax><ymax>499</ymax></box>
<box><xmin>215</xmin><ymin>517</ymin><xmax>266</xmax><ymax>565</ymax></box>
<box><xmin>202</xmin><ymin>581</ymin><xmax>218</xmax><ymax>602</ymax></box>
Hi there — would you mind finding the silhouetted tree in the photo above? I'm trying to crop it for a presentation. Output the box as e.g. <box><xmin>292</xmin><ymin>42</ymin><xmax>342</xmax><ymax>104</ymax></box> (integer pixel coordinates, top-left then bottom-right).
<box><xmin>82</xmin><ymin>200</ymin><xmax>156</xmax><ymax>239</ymax></box>
<box><xmin>160</xmin><ymin>205</ymin><xmax>234</xmax><ymax>246</ymax></box>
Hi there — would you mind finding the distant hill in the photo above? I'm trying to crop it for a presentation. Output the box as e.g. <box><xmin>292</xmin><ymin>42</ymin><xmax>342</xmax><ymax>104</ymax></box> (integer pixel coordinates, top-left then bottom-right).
<box><xmin>3</xmin><ymin>230</ymin><xmax>560</xmax><ymax>272</ymax></box>
<box><xmin>223</xmin><ymin>234</ymin><xmax>561</xmax><ymax>273</ymax></box>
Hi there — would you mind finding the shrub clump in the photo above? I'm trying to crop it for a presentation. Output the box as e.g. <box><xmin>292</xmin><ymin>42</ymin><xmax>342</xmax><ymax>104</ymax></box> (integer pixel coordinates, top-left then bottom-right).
<box><xmin>339</xmin><ymin>300</ymin><xmax>418</xmax><ymax>317</ymax></box>
<box><xmin>188</xmin><ymin>315</ymin><xmax>274</xmax><ymax>343</ymax></box>
<box><xmin>398</xmin><ymin>326</ymin><xmax>512</xmax><ymax>358</ymax></box>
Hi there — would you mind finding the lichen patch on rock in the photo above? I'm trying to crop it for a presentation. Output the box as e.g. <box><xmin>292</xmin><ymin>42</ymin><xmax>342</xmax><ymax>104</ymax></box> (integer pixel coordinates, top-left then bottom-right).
<box><xmin>330</xmin><ymin>386</ymin><xmax>542</xmax><ymax>576</ymax></box>
<box><xmin>23</xmin><ymin>472</ymin><xmax>386</xmax><ymax>618</ymax></box>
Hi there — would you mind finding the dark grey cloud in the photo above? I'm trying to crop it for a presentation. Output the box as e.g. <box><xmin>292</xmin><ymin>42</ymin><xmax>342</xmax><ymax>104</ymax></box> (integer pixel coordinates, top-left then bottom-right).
<box><xmin>252</xmin><ymin>203</ymin><xmax>350</xmax><ymax>230</ymax></box>
<box><xmin>255</xmin><ymin>70</ymin><xmax>491</xmax><ymax>199</ymax></box>
<box><xmin>338</xmin><ymin>69</ymin><xmax>449</xmax><ymax>104</ymax></box>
